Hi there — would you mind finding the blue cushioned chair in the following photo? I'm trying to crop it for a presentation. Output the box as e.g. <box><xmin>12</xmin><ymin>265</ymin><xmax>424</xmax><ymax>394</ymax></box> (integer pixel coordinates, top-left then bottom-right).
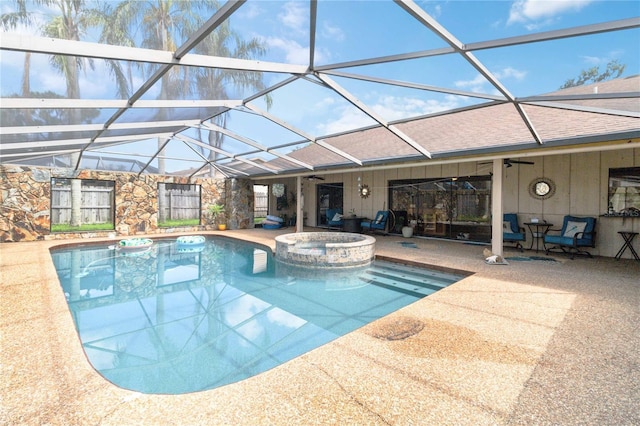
<box><xmin>326</xmin><ymin>208</ymin><xmax>343</xmax><ymax>229</ymax></box>
<box><xmin>503</xmin><ymin>213</ymin><xmax>525</xmax><ymax>252</ymax></box>
<box><xmin>361</xmin><ymin>210</ymin><xmax>390</xmax><ymax>234</ymax></box>
<box><xmin>544</xmin><ymin>215</ymin><xmax>597</xmax><ymax>259</ymax></box>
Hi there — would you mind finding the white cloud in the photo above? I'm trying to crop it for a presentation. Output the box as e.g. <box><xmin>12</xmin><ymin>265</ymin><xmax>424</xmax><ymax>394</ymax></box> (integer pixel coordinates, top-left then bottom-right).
<box><xmin>263</xmin><ymin>36</ymin><xmax>309</xmax><ymax>65</ymax></box>
<box><xmin>454</xmin><ymin>74</ymin><xmax>488</xmax><ymax>92</ymax></box>
<box><xmin>39</xmin><ymin>69</ymin><xmax>66</xmax><ymax>94</ymax></box>
<box><xmin>238</xmin><ymin>2</ymin><xmax>262</xmax><ymax>20</ymax></box>
<box><xmin>78</xmin><ymin>61</ymin><xmax>112</xmax><ymax>98</ymax></box>
<box><xmin>316</xmin><ymin>96</ymin><xmax>337</xmax><ymax>109</ymax></box>
<box><xmin>373</xmin><ymin>94</ymin><xmax>460</xmax><ymax>120</ymax></box>
<box><xmin>508</xmin><ymin>0</ymin><xmax>593</xmax><ymax>27</ymax></box>
<box><xmin>278</xmin><ymin>1</ymin><xmax>308</xmax><ymax>35</ymax></box>
<box><xmin>321</xmin><ymin>21</ymin><xmax>344</xmax><ymax>42</ymax></box>
<box><xmin>495</xmin><ymin>66</ymin><xmax>527</xmax><ymax>81</ymax></box>
<box><xmin>581</xmin><ymin>49</ymin><xmax>624</xmax><ymax>66</ymax></box>
<box><xmin>316</xmin><ymin>93</ymin><xmax>461</xmax><ymax>135</ymax></box>
<box><xmin>317</xmin><ymin>106</ymin><xmax>372</xmax><ymax>135</ymax></box>
<box><xmin>582</xmin><ymin>55</ymin><xmax>602</xmax><ymax>65</ymax></box>
<box><xmin>455</xmin><ymin>66</ymin><xmax>527</xmax><ymax>93</ymax></box>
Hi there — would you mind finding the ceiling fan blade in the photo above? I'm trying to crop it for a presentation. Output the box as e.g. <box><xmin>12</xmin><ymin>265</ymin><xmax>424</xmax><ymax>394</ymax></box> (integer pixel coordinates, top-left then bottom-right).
<box><xmin>479</xmin><ymin>159</ymin><xmax>535</xmax><ymax>167</ymax></box>
<box><xmin>306</xmin><ymin>175</ymin><xmax>325</xmax><ymax>181</ymax></box>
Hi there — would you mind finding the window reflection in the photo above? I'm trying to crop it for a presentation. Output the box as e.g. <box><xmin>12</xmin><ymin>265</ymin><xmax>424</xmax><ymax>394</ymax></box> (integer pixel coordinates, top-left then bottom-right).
<box><xmin>608</xmin><ymin>167</ymin><xmax>640</xmax><ymax>216</ymax></box>
<box><xmin>389</xmin><ymin>176</ymin><xmax>492</xmax><ymax>242</ymax></box>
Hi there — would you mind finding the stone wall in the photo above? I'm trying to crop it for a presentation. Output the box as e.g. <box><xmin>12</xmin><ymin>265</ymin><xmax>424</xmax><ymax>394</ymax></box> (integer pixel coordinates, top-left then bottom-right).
<box><xmin>0</xmin><ymin>165</ymin><xmax>254</xmax><ymax>242</ymax></box>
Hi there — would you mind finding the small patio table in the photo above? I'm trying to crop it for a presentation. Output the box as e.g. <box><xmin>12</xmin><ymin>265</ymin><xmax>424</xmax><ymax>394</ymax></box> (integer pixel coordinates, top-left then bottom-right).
<box><xmin>524</xmin><ymin>222</ymin><xmax>553</xmax><ymax>252</ymax></box>
<box><xmin>342</xmin><ymin>216</ymin><xmax>366</xmax><ymax>233</ymax></box>
<box><xmin>614</xmin><ymin>231</ymin><xmax>639</xmax><ymax>261</ymax></box>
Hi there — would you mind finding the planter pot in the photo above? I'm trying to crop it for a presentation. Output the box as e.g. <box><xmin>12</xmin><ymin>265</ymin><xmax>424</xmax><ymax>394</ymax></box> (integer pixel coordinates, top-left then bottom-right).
<box><xmin>402</xmin><ymin>226</ymin><xmax>414</xmax><ymax>238</ymax></box>
<box><xmin>217</xmin><ymin>224</ymin><xmax>227</xmax><ymax>231</ymax></box>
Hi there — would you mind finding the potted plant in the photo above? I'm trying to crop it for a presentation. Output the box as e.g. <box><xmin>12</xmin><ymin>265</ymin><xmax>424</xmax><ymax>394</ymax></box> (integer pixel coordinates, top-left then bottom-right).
<box><xmin>209</xmin><ymin>203</ymin><xmax>226</xmax><ymax>230</ymax></box>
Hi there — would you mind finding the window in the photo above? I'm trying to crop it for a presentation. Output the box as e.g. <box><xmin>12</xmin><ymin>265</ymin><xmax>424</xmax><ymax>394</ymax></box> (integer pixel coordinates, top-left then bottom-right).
<box><xmin>51</xmin><ymin>178</ymin><xmax>115</xmax><ymax>232</ymax></box>
<box><xmin>389</xmin><ymin>176</ymin><xmax>492</xmax><ymax>241</ymax></box>
<box><xmin>608</xmin><ymin>167</ymin><xmax>640</xmax><ymax>216</ymax></box>
<box><xmin>158</xmin><ymin>183</ymin><xmax>201</xmax><ymax>227</ymax></box>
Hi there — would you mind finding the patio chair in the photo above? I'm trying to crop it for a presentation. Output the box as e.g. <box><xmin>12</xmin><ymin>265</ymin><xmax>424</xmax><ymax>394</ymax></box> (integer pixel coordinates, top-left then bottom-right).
<box><xmin>544</xmin><ymin>215</ymin><xmax>597</xmax><ymax>259</ymax></box>
<box><xmin>361</xmin><ymin>210</ymin><xmax>390</xmax><ymax>235</ymax></box>
<box><xmin>326</xmin><ymin>208</ymin><xmax>344</xmax><ymax>229</ymax></box>
<box><xmin>503</xmin><ymin>213</ymin><xmax>525</xmax><ymax>252</ymax></box>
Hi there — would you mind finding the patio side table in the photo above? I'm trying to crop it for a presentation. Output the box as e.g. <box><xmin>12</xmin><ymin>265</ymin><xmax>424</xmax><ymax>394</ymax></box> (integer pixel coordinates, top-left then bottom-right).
<box><xmin>524</xmin><ymin>222</ymin><xmax>553</xmax><ymax>253</ymax></box>
<box><xmin>342</xmin><ymin>216</ymin><xmax>366</xmax><ymax>233</ymax></box>
<box><xmin>614</xmin><ymin>231</ymin><xmax>639</xmax><ymax>261</ymax></box>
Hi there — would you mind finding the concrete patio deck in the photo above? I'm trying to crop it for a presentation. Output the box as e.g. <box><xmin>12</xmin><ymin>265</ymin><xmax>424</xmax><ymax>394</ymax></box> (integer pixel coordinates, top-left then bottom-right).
<box><xmin>1</xmin><ymin>228</ymin><xmax>638</xmax><ymax>425</ymax></box>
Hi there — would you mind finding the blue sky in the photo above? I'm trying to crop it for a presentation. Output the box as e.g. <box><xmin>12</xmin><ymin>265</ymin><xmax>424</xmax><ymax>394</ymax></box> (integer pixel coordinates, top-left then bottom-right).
<box><xmin>1</xmin><ymin>0</ymin><xmax>638</xmax><ymax>171</ymax></box>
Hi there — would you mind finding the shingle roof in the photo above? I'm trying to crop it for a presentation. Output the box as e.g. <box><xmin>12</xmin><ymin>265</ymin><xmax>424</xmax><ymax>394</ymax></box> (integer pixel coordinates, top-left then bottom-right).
<box><xmin>276</xmin><ymin>76</ymin><xmax>639</xmax><ymax>174</ymax></box>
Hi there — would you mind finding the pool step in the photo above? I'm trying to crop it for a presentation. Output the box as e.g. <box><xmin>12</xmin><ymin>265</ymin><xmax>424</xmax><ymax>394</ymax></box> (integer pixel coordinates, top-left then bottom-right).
<box><xmin>359</xmin><ymin>263</ymin><xmax>458</xmax><ymax>297</ymax></box>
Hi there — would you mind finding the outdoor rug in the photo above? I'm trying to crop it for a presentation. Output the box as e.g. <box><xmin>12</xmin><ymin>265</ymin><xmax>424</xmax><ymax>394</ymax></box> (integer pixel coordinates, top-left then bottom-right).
<box><xmin>397</xmin><ymin>241</ymin><xmax>419</xmax><ymax>249</ymax></box>
<box><xmin>505</xmin><ymin>255</ymin><xmax>558</xmax><ymax>262</ymax></box>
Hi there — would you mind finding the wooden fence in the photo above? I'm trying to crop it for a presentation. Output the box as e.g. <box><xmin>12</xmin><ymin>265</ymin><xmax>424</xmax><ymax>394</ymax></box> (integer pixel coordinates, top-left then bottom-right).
<box><xmin>254</xmin><ymin>192</ymin><xmax>268</xmax><ymax>218</ymax></box>
<box><xmin>159</xmin><ymin>188</ymin><xmax>200</xmax><ymax>220</ymax></box>
<box><xmin>51</xmin><ymin>186</ymin><xmax>114</xmax><ymax>224</ymax></box>
<box><xmin>455</xmin><ymin>190</ymin><xmax>491</xmax><ymax>221</ymax></box>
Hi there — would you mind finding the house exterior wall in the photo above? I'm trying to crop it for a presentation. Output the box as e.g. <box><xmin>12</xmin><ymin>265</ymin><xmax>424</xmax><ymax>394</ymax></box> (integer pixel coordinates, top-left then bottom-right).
<box><xmin>15</xmin><ymin>147</ymin><xmax>632</xmax><ymax>255</ymax></box>
<box><xmin>296</xmin><ymin>147</ymin><xmax>639</xmax><ymax>259</ymax></box>
<box><xmin>0</xmin><ymin>165</ymin><xmax>253</xmax><ymax>242</ymax></box>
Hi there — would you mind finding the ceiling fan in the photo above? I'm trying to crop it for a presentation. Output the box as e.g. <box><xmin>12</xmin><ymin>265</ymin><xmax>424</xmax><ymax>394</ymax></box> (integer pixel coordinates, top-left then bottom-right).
<box><xmin>305</xmin><ymin>175</ymin><xmax>325</xmax><ymax>181</ymax></box>
<box><xmin>480</xmin><ymin>159</ymin><xmax>535</xmax><ymax>168</ymax></box>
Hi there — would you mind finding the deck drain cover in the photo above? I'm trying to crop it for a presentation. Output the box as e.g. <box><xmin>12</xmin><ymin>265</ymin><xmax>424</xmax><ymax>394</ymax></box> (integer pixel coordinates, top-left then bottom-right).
<box><xmin>365</xmin><ymin>316</ymin><xmax>424</xmax><ymax>341</ymax></box>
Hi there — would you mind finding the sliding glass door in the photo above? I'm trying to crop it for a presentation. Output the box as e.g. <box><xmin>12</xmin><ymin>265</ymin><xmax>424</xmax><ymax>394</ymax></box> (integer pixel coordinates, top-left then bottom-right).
<box><xmin>389</xmin><ymin>176</ymin><xmax>491</xmax><ymax>242</ymax></box>
<box><xmin>316</xmin><ymin>183</ymin><xmax>343</xmax><ymax>227</ymax></box>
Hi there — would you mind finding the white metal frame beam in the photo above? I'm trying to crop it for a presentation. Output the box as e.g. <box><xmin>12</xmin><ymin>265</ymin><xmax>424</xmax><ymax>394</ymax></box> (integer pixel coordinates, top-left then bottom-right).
<box><xmin>0</xmin><ymin>119</ymin><xmax>204</xmax><ymax>135</ymax></box>
<box><xmin>200</xmin><ymin>122</ymin><xmax>314</xmax><ymax>170</ymax></box>
<box><xmin>173</xmin><ymin>133</ymin><xmax>278</xmax><ymax>175</ymax></box>
<box><xmin>0</xmin><ymin>99</ymin><xmax>242</xmax><ymax>109</ymax></box>
<box><xmin>0</xmin><ymin>33</ymin><xmax>307</xmax><ymax>74</ymax></box>
<box><xmin>315</xmin><ymin>72</ymin><xmax>433</xmax><ymax>158</ymax></box>
<box><xmin>243</xmin><ymin>103</ymin><xmax>363</xmax><ymax>166</ymax></box>
<box><xmin>395</xmin><ymin>0</ymin><xmax>544</xmax><ymax>144</ymax></box>
<box><xmin>0</xmin><ymin>0</ymin><xmax>637</xmax><ymax>177</ymax></box>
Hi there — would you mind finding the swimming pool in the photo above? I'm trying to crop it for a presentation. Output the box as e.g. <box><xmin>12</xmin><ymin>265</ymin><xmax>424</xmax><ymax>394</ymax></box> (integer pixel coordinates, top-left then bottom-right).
<box><xmin>51</xmin><ymin>237</ymin><xmax>462</xmax><ymax>394</ymax></box>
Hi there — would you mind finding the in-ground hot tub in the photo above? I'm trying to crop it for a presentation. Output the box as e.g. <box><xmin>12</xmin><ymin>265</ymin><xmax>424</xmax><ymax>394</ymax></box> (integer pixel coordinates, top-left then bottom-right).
<box><xmin>275</xmin><ymin>232</ymin><xmax>376</xmax><ymax>268</ymax></box>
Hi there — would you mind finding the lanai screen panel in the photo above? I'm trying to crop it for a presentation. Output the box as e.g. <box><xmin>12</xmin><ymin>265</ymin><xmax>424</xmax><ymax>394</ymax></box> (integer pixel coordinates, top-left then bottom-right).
<box><xmin>1</xmin><ymin>1</ymin><xmax>638</xmax><ymax>176</ymax></box>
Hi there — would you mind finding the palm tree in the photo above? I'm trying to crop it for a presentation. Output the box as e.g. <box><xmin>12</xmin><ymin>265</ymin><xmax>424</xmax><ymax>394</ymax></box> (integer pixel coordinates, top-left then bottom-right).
<box><xmin>2</xmin><ymin>1</ymin><xmax>131</xmax><ymax>227</ymax></box>
<box><xmin>2</xmin><ymin>1</ymin><xmax>98</xmax><ymax>226</ymax></box>
<box><xmin>0</xmin><ymin>1</ymin><xmax>32</xmax><ymax>99</ymax></box>
<box><xmin>104</xmin><ymin>0</ymin><xmax>271</xmax><ymax>178</ymax></box>
<box><xmin>194</xmin><ymin>12</ymin><xmax>273</xmax><ymax>175</ymax></box>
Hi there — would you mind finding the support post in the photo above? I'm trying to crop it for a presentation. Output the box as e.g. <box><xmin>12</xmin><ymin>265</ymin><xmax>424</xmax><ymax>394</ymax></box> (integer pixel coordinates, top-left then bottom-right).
<box><xmin>296</xmin><ymin>176</ymin><xmax>304</xmax><ymax>233</ymax></box>
<box><xmin>491</xmin><ymin>159</ymin><xmax>504</xmax><ymax>256</ymax></box>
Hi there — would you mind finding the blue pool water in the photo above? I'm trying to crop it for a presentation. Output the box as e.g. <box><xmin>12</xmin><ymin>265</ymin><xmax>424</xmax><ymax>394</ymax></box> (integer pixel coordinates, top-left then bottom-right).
<box><xmin>51</xmin><ymin>237</ymin><xmax>462</xmax><ymax>394</ymax></box>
